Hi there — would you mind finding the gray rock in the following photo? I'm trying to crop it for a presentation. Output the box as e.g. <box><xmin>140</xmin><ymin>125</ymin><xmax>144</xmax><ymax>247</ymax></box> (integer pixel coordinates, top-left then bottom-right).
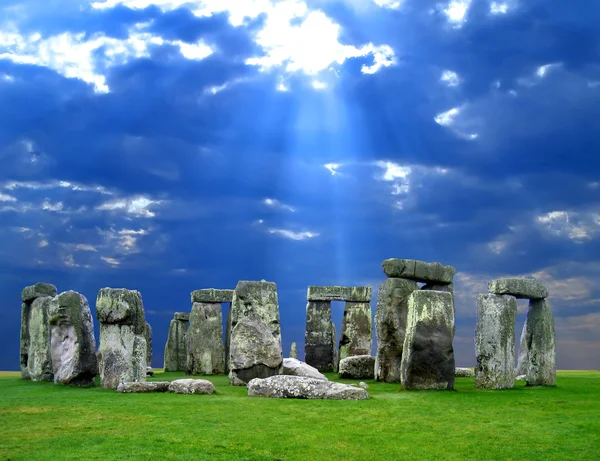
<box><xmin>339</xmin><ymin>302</ymin><xmax>372</xmax><ymax>363</ymax></box>
<box><xmin>475</xmin><ymin>294</ymin><xmax>517</xmax><ymax>389</ymax></box>
<box><xmin>96</xmin><ymin>288</ymin><xmax>147</xmax><ymax>389</ymax></box>
<box><xmin>339</xmin><ymin>355</ymin><xmax>375</xmax><ymax>379</ymax></box>
<box><xmin>146</xmin><ymin>366</ymin><xmax>154</xmax><ymax>377</ymax></box>
<box><xmin>228</xmin><ymin>280</ymin><xmax>283</xmax><ymax>385</ymax></box>
<box><xmin>307</xmin><ymin>286</ymin><xmax>372</xmax><ymax>302</ymax></box>
<box><xmin>521</xmin><ymin>299</ymin><xmax>556</xmax><ymax>386</ymax></box>
<box><xmin>168</xmin><ymin>378</ymin><xmax>216</xmax><ymax>395</ymax></box>
<box><xmin>247</xmin><ymin>375</ymin><xmax>370</xmax><ymax>400</ymax></box>
<box><xmin>289</xmin><ymin>342</ymin><xmax>297</xmax><ymax>359</ymax></box>
<box><xmin>144</xmin><ymin>322</ymin><xmax>152</xmax><ymax>366</ymax></box>
<box><xmin>164</xmin><ymin>315</ymin><xmax>189</xmax><ymax>372</ymax></box>
<box><xmin>359</xmin><ymin>381</ymin><xmax>369</xmax><ymax>389</ymax></box>
<box><xmin>374</xmin><ymin>278</ymin><xmax>419</xmax><ymax>383</ymax></box>
<box><xmin>515</xmin><ymin>321</ymin><xmax>528</xmax><ymax>376</ymax></box>
<box><xmin>455</xmin><ymin>367</ymin><xmax>475</xmax><ymax>378</ymax></box>
<box><xmin>422</xmin><ymin>282</ymin><xmax>454</xmax><ymax>293</ymax></box>
<box><xmin>283</xmin><ymin>358</ymin><xmax>327</xmax><ymax>380</ymax></box>
<box><xmin>401</xmin><ymin>291</ymin><xmax>455</xmax><ymax>390</ymax></box>
<box><xmin>174</xmin><ymin>312</ymin><xmax>190</xmax><ymax>322</ymax></box>
<box><xmin>48</xmin><ymin>291</ymin><xmax>98</xmax><ymax>387</ymax></box>
<box><xmin>304</xmin><ymin>300</ymin><xmax>338</xmax><ymax>372</ymax></box>
<box><xmin>21</xmin><ymin>282</ymin><xmax>57</xmax><ymax>303</ymax></box>
<box><xmin>187</xmin><ymin>302</ymin><xmax>225</xmax><ymax>375</ymax></box>
<box><xmin>117</xmin><ymin>381</ymin><xmax>170</xmax><ymax>393</ymax></box>
<box><xmin>382</xmin><ymin>259</ymin><xmax>455</xmax><ymax>284</ymax></box>
<box><xmin>224</xmin><ymin>305</ymin><xmax>232</xmax><ymax>372</ymax></box>
<box><xmin>27</xmin><ymin>296</ymin><xmax>54</xmax><ymax>382</ymax></box>
<box><xmin>488</xmin><ymin>278</ymin><xmax>548</xmax><ymax>300</ymax></box>
<box><xmin>191</xmin><ymin>289</ymin><xmax>234</xmax><ymax>304</ymax></box>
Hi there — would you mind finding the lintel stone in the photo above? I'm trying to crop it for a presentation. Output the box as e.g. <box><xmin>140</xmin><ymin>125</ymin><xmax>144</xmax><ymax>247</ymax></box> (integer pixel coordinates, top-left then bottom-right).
<box><xmin>22</xmin><ymin>283</ymin><xmax>57</xmax><ymax>302</ymax></box>
<box><xmin>382</xmin><ymin>259</ymin><xmax>455</xmax><ymax>284</ymax></box>
<box><xmin>173</xmin><ymin>312</ymin><xmax>190</xmax><ymax>322</ymax></box>
<box><xmin>191</xmin><ymin>289</ymin><xmax>234</xmax><ymax>304</ymax></box>
<box><xmin>488</xmin><ymin>278</ymin><xmax>548</xmax><ymax>300</ymax></box>
<box><xmin>307</xmin><ymin>286</ymin><xmax>372</xmax><ymax>302</ymax></box>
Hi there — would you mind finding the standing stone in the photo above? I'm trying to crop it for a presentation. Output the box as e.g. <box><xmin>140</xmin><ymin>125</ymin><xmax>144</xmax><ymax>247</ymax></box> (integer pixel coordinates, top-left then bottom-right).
<box><xmin>374</xmin><ymin>278</ymin><xmax>419</xmax><ymax>383</ymax></box>
<box><xmin>187</xmin><ymin>302</ymin><xmax>225</xmax><ymax>375</ymax></box>
<box><xmin>401</xmin><ymin>290</ymin><xmax>455</xmax><ymax>390</ymax></box>
<box><xmin>475</xmin><ymin>294</ymin><xmax>518</xmax><ymax>389</ymax></box>
<box><xmin>164</xmin><ymin>312</ymin><xmax>189</xmax><ymax>372</ymax></box>
<box><xmin>144</xmin><ymin>322</ymin><xmax>152</xmax><ymax>367</ymax></box>
<box><xmin>48</xmin><ymin>291</ymin><xmax>98</xmax><ymax>386</ymax></box>
<box><xmin>290</xmin><ymin>342</ymin><xmax>297</xmax><ymax>359</ymax></box>
<box><xmin>96</xmin><ymin>288</ymin><xmax>147</xmax><ymax>389</ymax></box>
<box><xmin>305</xmin><ymin>301</ymin><xmax>337</xmax><ymax>372</ymax></box>
<box><xmin>27</xmin><ymin>296</ymin><xmax>54</xmax><ymax>381</ymax></box>
<box><xmin>515</xmin><ymin>321</ymin><xmax>528</xmax><ymax>376</ymax></box>
<box><xmin>228</xmin><ymin>280</ymin><xmax>283</xmax><ymax>385</ymax></box>
<box><xmin>339</xmin><ymin>302</ymin><xmax>372</xmax><ymax>364</ymax></box>
<box><xmin>20</xmin><ymin>283</ymin><xmax>57</xmax><ymax>379</ymax></box>
<box><xmin>224</xmin><ymin>306</ymin><xmax>232</xmax><ymax>372</ymax></box>
<box><xmin>521</xmin><ymin>299</ymin><xmax>556</xmax><ymax>386</ymax></box>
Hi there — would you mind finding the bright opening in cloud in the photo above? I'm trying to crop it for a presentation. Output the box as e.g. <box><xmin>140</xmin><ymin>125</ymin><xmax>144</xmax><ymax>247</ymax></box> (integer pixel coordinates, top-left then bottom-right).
<box><xmin>490</xmin><ymin>2</ymin><xmax>508</xmax><ymax>14</ymax></box>
<box><xmin>443</xmin><ymin>0</ymin><xmax>472</xmax><ymax>26</ymax></box>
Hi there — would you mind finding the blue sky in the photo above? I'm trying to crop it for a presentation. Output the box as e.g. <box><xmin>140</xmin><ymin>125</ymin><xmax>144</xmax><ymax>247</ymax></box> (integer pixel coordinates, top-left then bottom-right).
<box><xmin>1</xmin><ymin>0</ymin><xmax>599</xmax><ymax>371</ymax></box>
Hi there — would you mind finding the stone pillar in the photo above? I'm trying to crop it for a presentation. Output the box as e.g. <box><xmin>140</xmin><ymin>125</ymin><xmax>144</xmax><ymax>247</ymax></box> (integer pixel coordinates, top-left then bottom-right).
<box><xmin>164</xmin><ymin>312</ymin><xmax>189</xmax><ymax>372</ymax></box>
<box><xmin>401</xmin><ymin>290</ymin><xmax>455</xmax><ymax>390</ymax></box>
<box><xmin>96</xmin><ymin>288</ymin><xmax>147</xmax><ymax>389</ymax></box>
<box><xmin>187</xmin><ymin>302</ymin><xmax>225</xmax><ymax>375</ymax></box>
<box><xmin>304</xmin><ymin>300</ymin><xmax>337</xmax><ymax>372</ymax></box>
<box><xmin>144</xmin><ymin>322</ymin><xmax>152</xmax><ymax>367</ymax></box>
<box><xmin>339</xmin><ymin>301</ymin><xmax>372</xmax><ymax>363</ymax></box>
<box><xmin>225</xmin><ymin>306</ymin><xmax>232</xmax><ymax>372</ymax></box>
<box><xmin>48</xmin><ymin>291</ymin><xmax>98</xmax><ymax>387</ymax></box>
<box><xmin>522</xmin><ymin>299</ymin><xmax>556</xmax><ymax>386</ymax></box>
<box><xmin>27</xmin><ymin>296</ymin><xmax>55</xmax><ymax>382</ymax></box>
<box><xmin>289</xmin><ymin>342</ymin><xmax>297</xmax><ymax>359</ymax></box>
<box><xmin>475</xmin><ymin>294</ymin><xmax>517</xmax><ymax>389</ymax></box>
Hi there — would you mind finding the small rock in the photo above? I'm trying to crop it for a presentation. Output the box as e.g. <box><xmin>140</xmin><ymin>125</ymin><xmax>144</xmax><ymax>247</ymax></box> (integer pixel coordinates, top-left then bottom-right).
<box><xmin>283</xmin><ymin>358</ymin><xmax>327</xmax><ymax>380</ymax></box>
<box><xmin>168</xmin><ymin>379</ymin><xmax>216</xmax><ymax>395</ymax></box>
<box><xmin>455</xmin><ymin>367</ymin><xmax>475</xmax><ymax>378</ymax></box>
<box><xmin>117</xmin><ymin>381</ymin><xmax>170</xmax><ymax>393</ymax></box>
<box><xmin>359</xmin><ymin>381</ymin><xmax>369</xmax><ymax>389</ymax></box>
<box><xmin>247</xmin><ymin>375</ymin><xmax>369</xmax><ymax>400</ymax></box>
<box><xmin>339</xmin><ymin>355</ymin><xmax>376</xmax><ymax>379</ymax></box>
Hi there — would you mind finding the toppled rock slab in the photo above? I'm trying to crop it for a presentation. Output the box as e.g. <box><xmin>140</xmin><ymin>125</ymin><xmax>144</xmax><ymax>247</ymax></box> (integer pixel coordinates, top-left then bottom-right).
<box><xmin>488</xmin><ymin>278</ymin><xmax>548</xmax><ymax>300</ymax></box>
<box><xmin>169</xmin><ymin>379</ymin><xmax>216</xmax><ymax>395</ymax></box>
<box><xmin>191</xmin><ymin>289</ymin><xmax>234</xmax><ymax>304</ymax></box>
<box><xmin>307</xmin><ymin>286</ymin><xmax>372</xmax><ymax>302</ymax></box>
<box><xmin>22</xmin><ymin>283</ymin><xmax>57</xmax><ymax>303</ymax></box>
<box><xmin>247</xmin><ymin>375</ymin><xmax>369</xmax><ymax>400</ymax></box>
<box><xmin>455</xmin><ymin>367</ymin><xmax>475</xmax><ymax>377</ymax></box>
<box><xmin>382</xmin><ymin>259</ymin><xmax>455</xmax><ymax>284</ymax></box>
<box><xmin>339</xmin><ymin>355</ymin><xmax>376</xmax><ymax>379</ymax></box>
<box><xmin>117</xmin><ymin>381</ymin><xmax>170</xmax><ymax>393</ymax></box>
<box><xmin>283</xmin><ymin>358</ymin><xmax>327</xmax><ymax>380</ymax></box>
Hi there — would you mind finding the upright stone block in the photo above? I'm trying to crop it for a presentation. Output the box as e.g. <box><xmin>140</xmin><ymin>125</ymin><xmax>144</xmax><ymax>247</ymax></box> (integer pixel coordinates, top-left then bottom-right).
<box><xmin>164</xmin><ymin>313</ymin><xmax>189</xmax><ymax>372</ymax></box>
<box><xmin>144</xmin><ymin>322</ymin><xmax>152</xmax><ymax>367</ymax></box>
<box><xmin>187</xmin><ymin>302</ymin><xmax>225</xmax><ymax>375</ymax></box>
<box><xmin>228</xmin><ymin>280</ymin><xmax>283</xmax><ymax>385</ymax></box>
<box><xmin>96</xmin><ymin>288</ymin><xmax>147</xmax><ymax>389</ymax></box>
<box><xmin>401</xmin><ymin>291</ymin><xmax>455</xmax><ymax>390</ymax></box>
<box><xmin>305</xmin><ymin>301</ymin><xmax>337</xmax><ymax>372</ymax></box>
<box><xmin>374</xmin><ymin>278</ymin><xmax>419</xmax><ymax>383</ymax></box>
<box><xmin>339</xmin><ymin>302</ymin><xmax>372</xmax><ymax>364</ymax></box>
<box><xmin>27</xmin><ymin>296</ymin><xmax>54</xmax><ymax>382</ymax></box>
<box><xmin>521</xmin><ymin>299</ymin><xmax>556</xmax><ymax>386</ymax></box>
<box><xmin>48</xmin><ymin>291</ymin><xmax>98</xmax><ymax>386</ymax></box>
<box><xmin>289</xmin><ymin>342</ymin><xmax>297</xmax><ymax>359</ymax></box>
<box><xmin>225</xmin><ymin>306</ymin><xmax>232</xmax><ymax>372</ymax></box>
<box><xmin>475</xmin><ymin>294</ymin><xmax>517</xmax><ymax>389</ymax></box>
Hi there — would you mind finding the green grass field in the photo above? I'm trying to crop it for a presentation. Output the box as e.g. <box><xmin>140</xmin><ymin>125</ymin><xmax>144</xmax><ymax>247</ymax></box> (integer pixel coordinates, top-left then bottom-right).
<box><xmin>1</xmin><ymin>370</ymin><xmax>598</xmax><ymax>460</ymax></box>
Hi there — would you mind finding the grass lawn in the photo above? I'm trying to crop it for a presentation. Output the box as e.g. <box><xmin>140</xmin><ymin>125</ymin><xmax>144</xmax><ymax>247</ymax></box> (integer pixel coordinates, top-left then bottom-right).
<box><xmin>0</xmin><ymin>370</ymin><xmax>598</xmax><ymax>460</ymax></box>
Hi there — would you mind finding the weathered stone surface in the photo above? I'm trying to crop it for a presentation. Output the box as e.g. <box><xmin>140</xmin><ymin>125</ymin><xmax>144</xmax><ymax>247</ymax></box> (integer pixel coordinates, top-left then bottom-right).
<box><xmin>305</xmin><ymin>301</ymin><xmax>337</xmax><ymax>372</ymax></box>
<box><xmin>96</xmin><ymin>288</ymin><xmax>147</xmax><ymax>389</ymax></box>
<box><xmin>48</xmin><ymin>291</ymin><xmax>98</xmax><ymax>386</ymax></box>
<box><xmin>283</xmin><ymin>358</ymin><xmax>327</xmax><ymax>380</ymax></box>
<box><xmin>382</xmin><ymin>259</ymin><xmax>455</xmax><ymax>284</ymax></box>
<box><xmin>422</xmin><ymin>282</ymin><xmax>454</xmax><ymax>293</ymax></box>
<box><xmin>515</xmin><ymin>321</ymin><xmax>528</xmax><ymax>376</ymax></box>
<box><xmin>455</xmin><ymin>367</ymin><xmax>475</xmax><ymax>377</ymax></box>
<box><xmin>289</xmin><ymin>342</ymin><xmax>297</xmax><ymax>359</ymax></box>
<box><xmin>191</xmin><ymin>289</ymin><xmax>234</xmax><ymax>304</ymax></box>
<box><xmin>339</xmin><ymin>355</ymin><xmax>375</xmax><ymax>379</ymax></box>
<box><xmin>117</xmin><ymin>381</ymin><xmax>170</xmax><ymax>393</ymax></box>
<box><xmin>488</xmin><ymin>278</ymin><xmax>548</xmax><ymax>300</ymax></box>
<box><xmin>339</xmin><ymin>302</ymin><xmax>372</xmax><ymax>363</ymax></box>
<box><xmin>521</xmin><ymin>299</ymin><xmax>556</xmax><ymax>386</ymax></box>
<box><xmin>174</xmin><ymin>312</ymin><xmax>189</xmax><ymax>322</ymax></box>
<box><xmin>27</xmin><ymin>297</ymin><xmax>54</xmax><ymax>382</ymax></box>
<box><xmin>401</xmin><ymin>291</ymin><xmax>455</xmax><ymax>390</ymax></box>
<box><xmin>247</xmin><ymin>375</ymin><xmax>369</xmax><ymax>400</ymax></box>
<box><xmin>164</xmin><ymin>315</ymin><xmax>188</xmax><ymax>372</ymax></box>
<box><xmin>228</xmin><ymin>280</ymin><xmax>283</xmax><ymax>385</ymax></box>
<box><xmin>21</xmin><ymin>282</ymin><xmax>57</xmax><ymax>303</ymax></box>
<box><xmin>359</xmin><ymin>382</ymin><xmax>369</xmax><ymax>389</ymax></box>
<box><xmin>475</xmin><ymin>294</ymin><xmax>517</xmax><ymax>389</ymax></box>
<box><xmin>307</xmin><ymin>286</ymin><xmax>372</xmax><ymax>302</ymax></box>
<box><xmin>224</xmin><ymin>306</ymin><xmax>232</xmax><ymax>372</ymax></box>
<box><xmin>169</xmin><ymin>379</ymin><xmax>216</xmax><ymax>395</ymax></box>
<box><xmin>374</xmin><ymin>278</ymin><xmax>419</xmax><ymax>383</ymax></box>
<box><xmin>144</xmin><ymin>322</ymin><xmax>152</xmax><ymax>366</ymax></box>
<box><xmin>187</xmin><ymin>302</ymin><xmax>225</xmax><ymax>375</ymax></box>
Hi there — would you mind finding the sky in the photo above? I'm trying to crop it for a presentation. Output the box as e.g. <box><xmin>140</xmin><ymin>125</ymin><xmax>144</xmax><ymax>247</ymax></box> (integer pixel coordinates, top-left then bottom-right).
<box><xmin>1</xmin><ymin>0</ymin><xmax>599</xmax><ymax>371</ymax></box>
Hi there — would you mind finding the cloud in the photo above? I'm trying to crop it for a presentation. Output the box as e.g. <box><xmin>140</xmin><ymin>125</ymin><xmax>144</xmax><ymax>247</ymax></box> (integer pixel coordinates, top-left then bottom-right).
<box><xmin>267</xmin><ymin>228</ymin><xmax>319</xmax><ymax>240</ymax></box>
<box><xmin>96</xmin><ymin>196</ymin><xmax>163</xmax><ymax>218</ymax></box>
<box><xmin>263</xmin><ymin>198</ymin><xmax>296</xmax><ymax>212</ymax></box>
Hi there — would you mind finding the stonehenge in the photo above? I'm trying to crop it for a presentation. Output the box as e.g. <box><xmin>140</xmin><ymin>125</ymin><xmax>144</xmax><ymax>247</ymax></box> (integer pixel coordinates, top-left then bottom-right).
<box><xmin>338</xmin><ymin>355</ymin><xmax>376</xmax><ymax>380</ymax></box>
<box><xmin>247</xmin><ymin>375</ymin><xmax>370</xmax><ymax>400</ymax></box>
<box><xmin>144</xmin><ymin>321</ymin><xmax>152</xmax><ymax>367</ymax></box>
<box><xmin>282</xmin><ymin>358</ymin><xmax>327</xmax><ymax>380</ymax></box>
<box><xmin>304</xmin><ymin>300</ymin><xmax>338</xmax><ymax>372</ymax></box>
<box><xmin>164</xmin><ymin>312</ymin><xmax>189</xmax><ymax>372</ymax></box>
<box><xmin>187</xmin><ymin>301</ymin><xmax>225</xmax><ymax>375</ymax></box>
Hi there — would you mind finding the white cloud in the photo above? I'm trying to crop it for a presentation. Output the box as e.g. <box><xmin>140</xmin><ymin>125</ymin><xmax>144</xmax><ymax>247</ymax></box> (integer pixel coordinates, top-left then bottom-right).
<box><xmin>268</xmin><ymin>228</ymin><xmax>319</xmax><ymax>240</ymax></box>
<box><xmin>101</xmin><ymin>256</ymin><xmax>120</xmax><ymax>266</ymax></box>
<box><xmin>96</xmin><ymin>196</ymin><xmax>163</xmax><ymax>218</ymax></box>
<box><xmin>434</xmin><ymin>106</ymin><xmax>461</xmax><ymax>126</ymax></box>
<box><xmin>442</xmin><ymin>0</ymin><xmax>472</xmax><ymax>26</ymax></box>
<box><xmin>41</xmin><ymin>200</ymin><xmax>64</xmax><ymax>212</ymax></box>
<box><xmin>75</xmin><ymin>244</ymin><xmax>98</xmax><ymax>252</ymax></box>
<box><xmin>441</xmin><ymin>70</ymin><xmax>460</xmax><ymax>87</ymax></box>
<box><xmin>0</xmin><ymin>193</ymin><xmax>16</xmax><ymax>202</ymax></box>
<box><xmin>536</xmin><ymin>63</ymin><xmax>562</xmax><ymax>78</ymax></box>
<box><xmin>263</xmin><ymin>198</ymin><xmax>296</xmax><ymax>212</ymax></box>
<box><xmin>375</xmin><ymin>161</ymin><xmax>411</xmax><ymax>181</ymax></box>
<box><xmin>489</xmin><ymin>1</ymin><xmax>508</xmax><ymax>14</ymax></box>
<box><xmin>324</xmin><ymin>163</ymin><xmax>341</xmax><ymax>176</ymax></box>
<box><xmin>536</xmin><ymin>210</ymin><xmax>600</xmax><ymax>242</ymax></box>
<box><xmin>373</xmin><ymin>0</ymin><xmax>403</xmax><ymax>8</ymax></box>
<box><xmin>38</xmin><ymin>240</ymin><xmax>48</xmax><ymax>248</ymax></box>
<box><xmin>2</xmin><ymin>179</ymin><xmax>111</xmax><ymax>194</ymax></box>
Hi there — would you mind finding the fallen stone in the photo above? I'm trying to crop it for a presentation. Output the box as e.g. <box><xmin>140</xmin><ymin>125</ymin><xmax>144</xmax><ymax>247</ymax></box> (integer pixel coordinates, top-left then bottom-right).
<box><xmin>521</xmin><ymin>299</ymin><xmax>556</xmax><ymax>386</ymax></box>
<box><xmin>359</xmin><ymin>382</ymin><xmax>369</xmax><ymax>389</ymax></box>
<box><xmin>247</xmin><ymin>375</ymin><xmax>369</xmax><ymax>400</ymax></box>
<box><xmin>374</xmin><ymin>278</ymin><xmax>419</xmax><ymax>383</ymax></box>
<box><xmin>304</xmin><ymin>301</ymin><xmax>338</xmax><ymax>372</ymax></box>
<box><xmin>144</xmin><ymin>321</ymin><xmax>152</xmax><ymax>367</ymax></box>
<box><xmin>339</xmin><ymin>355</ymin><xmax>375</xmax><ymax>379</ymax></box>
<box><xmin>401</xmin><ymin>290</ymin><xmax>455</xmax><ymax>390</ymax></box>
<box><xmin>164</xmin><ymin>313</ymin><xmax>189</xmax><ymax>372</ymax></box>
<box><xmin>21</xmin><ymin>282</ymin><xmax>57</xmax><ymax>303</ymax></box>
<box><xmin>191</xmin><ymin>289</ymin><xmax>234</xmax><ymax>304</ymax></box>
<box><xmin>307</xmin><ymin>286</ymin><xmax>372</xmax><ymax>302</ymax></box>
<box><xmin>455</xmin><ymin>367</ymin><xmax>475</xmax><ymax>378</ymax></box>
<box><xmin>117</xmin><ymin>381</ymin><xmax>170</xmax><ymax>393</ymax></box>
<box><xmin>289</xmin><ymin>342</ymin><xmax>297</xmax><ymax>359</ymax></box>
<box><xmin>228</xmin><ymin>281</ymin><xmax>283</xmax><ymax>385</ymax></box>
<box><xmin>48</xmin><ymin>291</ymin><xmax>98</xmax><ymax>387</ymax></box>
<box><xmin>27</xmin><ymin>296</ymin><xmax>54</xmax><ymax>382</ymax></box>
<box><xmin>382</xmin><ymin>259</ymin><xmax>455</xmax><ymax>284</ymax></box>
<box><xmin>169</xmin><ymin>379</ymin><xmax>216</xmax><ymax>395</ymax></box>
<box><xmin>339</xmin><ymin>302</ymin><xmax>372</xmax><ymax>363</ymax></box>
<box><xmin>187</xmin><ymin>302</ymin><xmax>225</xmax><ymax>375</ymax></box>
<box><xmin>146</xmin><ymin>367</ymin><xmax>154</xmax><ymax>377</ymax></box>
<box><xmin>488</xmin><ymin>278</ymin><xmax>548</xmax><ymax>300</ymax></box>
<box><xmin>283</xmin><ymin>358</ymin><xmax>327</xmax><ymax>380</ymax></box>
